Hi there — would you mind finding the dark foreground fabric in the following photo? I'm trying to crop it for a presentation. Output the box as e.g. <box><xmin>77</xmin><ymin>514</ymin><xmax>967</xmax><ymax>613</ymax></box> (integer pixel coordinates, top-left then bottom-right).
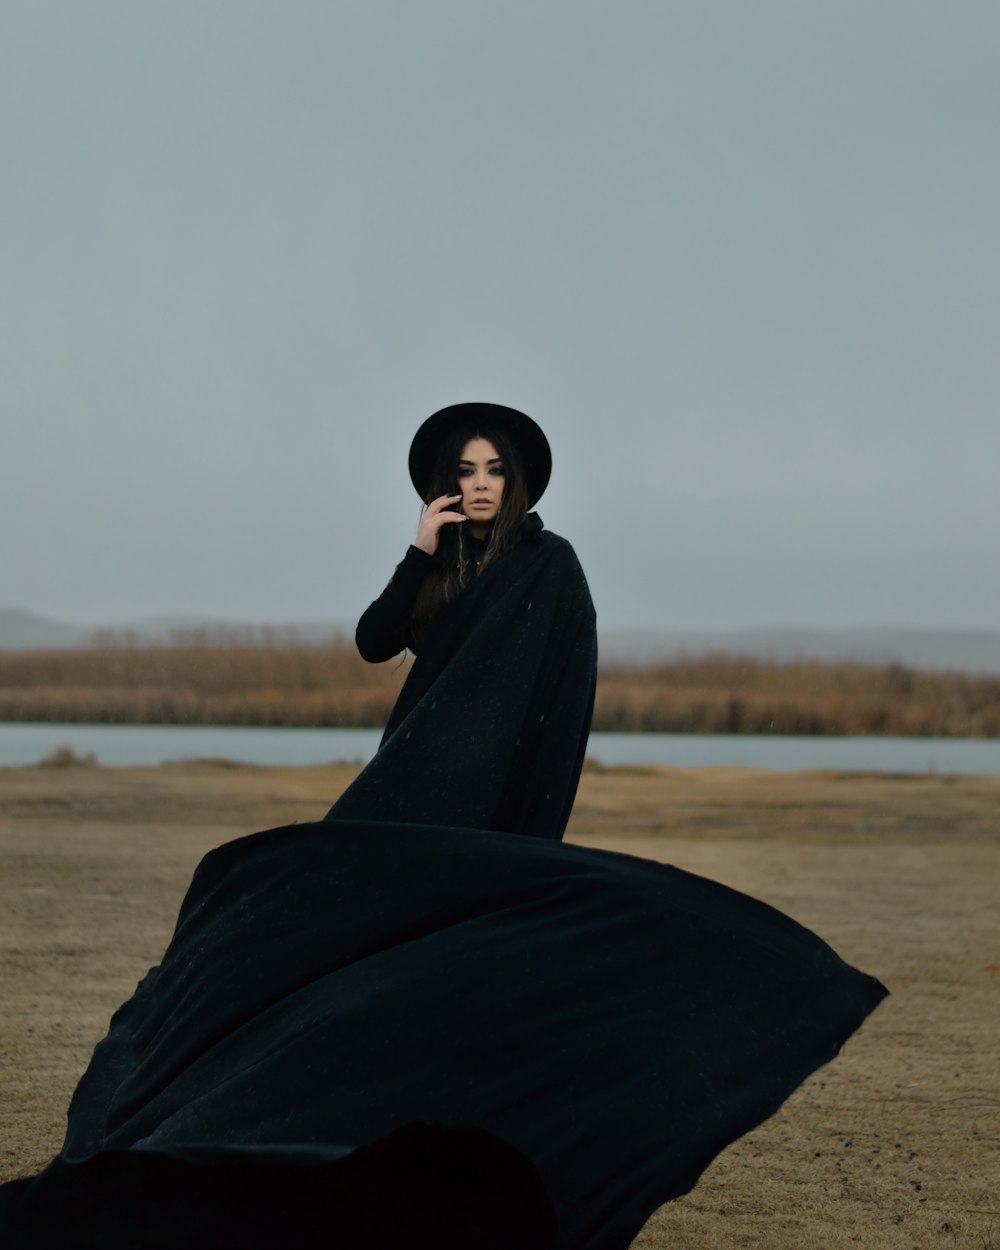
<box><xmin>1</xmin><ymin>1123</ymin><xmax>558</xmax><ymax>1250</ymax></box>
<box><xmin>1</xmin><ymin>819</ymin><xmax>886</xmax><ymax>1250</ymax></box>
<box><xmin>328</xmin><ymin>527</ymin><xmax>598</xmax><ymax>841</ymax></box>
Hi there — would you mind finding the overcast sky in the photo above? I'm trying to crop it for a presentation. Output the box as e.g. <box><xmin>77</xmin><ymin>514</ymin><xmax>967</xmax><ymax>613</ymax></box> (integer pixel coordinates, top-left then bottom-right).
<box><xmin>3</xmin><ymin>1</ymin><xmax>997</xmax><ymax>631</ymax></box>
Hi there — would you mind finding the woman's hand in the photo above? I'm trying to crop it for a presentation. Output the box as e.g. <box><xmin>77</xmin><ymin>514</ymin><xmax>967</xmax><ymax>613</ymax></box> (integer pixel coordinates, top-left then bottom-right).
<box><xmin>415</xmin><ymin>494</ymin><xmax>465</xmax><ymax>556</ymax></box>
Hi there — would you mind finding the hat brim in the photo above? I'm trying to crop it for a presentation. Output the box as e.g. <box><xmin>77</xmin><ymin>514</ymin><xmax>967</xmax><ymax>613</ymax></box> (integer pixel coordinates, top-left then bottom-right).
<box><xmin>408</xmin><ymin>403</ymin><xmax>552</xmax><ymax>509</ymax></box>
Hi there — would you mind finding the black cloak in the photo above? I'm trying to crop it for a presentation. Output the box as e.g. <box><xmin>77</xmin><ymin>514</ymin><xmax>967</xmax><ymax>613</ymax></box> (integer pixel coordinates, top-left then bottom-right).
<box><xmin>328</xmin><ymin>523</ymin><xmax>597</xmax><ymax>839</ymax></box>
<box><xmin>0</xmin><ymin>526</ymin><xmax>887</xmax><ymax>1250</ymax></box>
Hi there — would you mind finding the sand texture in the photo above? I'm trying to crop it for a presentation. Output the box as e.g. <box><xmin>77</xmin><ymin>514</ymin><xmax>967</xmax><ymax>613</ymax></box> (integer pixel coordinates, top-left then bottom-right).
<box><xmin>1</xmin><ymin>760</ymin><xmax>998</xmax><ymax>1248</ymax></box>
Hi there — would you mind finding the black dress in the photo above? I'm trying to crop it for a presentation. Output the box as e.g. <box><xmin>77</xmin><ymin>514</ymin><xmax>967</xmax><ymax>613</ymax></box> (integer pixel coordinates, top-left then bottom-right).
<box><xmin>0</xmin><ymin>517</ymin><xmax>887</xmax><ymax>1250</ymax></box>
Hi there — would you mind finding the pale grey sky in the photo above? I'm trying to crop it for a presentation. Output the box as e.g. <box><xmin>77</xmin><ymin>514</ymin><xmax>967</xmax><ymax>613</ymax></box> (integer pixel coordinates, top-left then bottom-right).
<box><xmin>3</xmin><ymin>1</ymin><xmax>998</xmax><ymax>630</ymax></box>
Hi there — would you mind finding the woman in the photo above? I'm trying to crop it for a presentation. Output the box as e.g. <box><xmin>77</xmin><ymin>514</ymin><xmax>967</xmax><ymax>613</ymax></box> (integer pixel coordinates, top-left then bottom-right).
<box><xmin>0</xmin><ymin>404</ymin><xmax>886</xmax><ymax>1250</ymax></box>
<box><xmin>328</xmin><ymin>403</ymin><xmax>597</xmax><ymax>841</ymax></box>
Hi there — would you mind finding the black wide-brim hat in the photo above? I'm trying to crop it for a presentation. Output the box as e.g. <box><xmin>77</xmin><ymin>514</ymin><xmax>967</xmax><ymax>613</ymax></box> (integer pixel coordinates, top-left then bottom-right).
<box><xmin>408</xmin><ymin>402</ymin><xmax>552</xmax><ymax>509</ymax></box>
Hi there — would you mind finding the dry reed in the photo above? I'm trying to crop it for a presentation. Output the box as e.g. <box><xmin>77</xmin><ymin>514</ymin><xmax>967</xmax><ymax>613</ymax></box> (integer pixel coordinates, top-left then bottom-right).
<box><xmin>1</xmin><ymin>636</ymin><xmax>998</xmax><ymax>736</ymax></box>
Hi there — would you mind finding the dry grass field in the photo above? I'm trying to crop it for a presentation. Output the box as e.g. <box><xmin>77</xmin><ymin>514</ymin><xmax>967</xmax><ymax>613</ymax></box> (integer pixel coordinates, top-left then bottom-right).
<box><xmin>1</xmin><ymin>759</ymin><xmax>998</xmax><ymax>1248</ymax></box>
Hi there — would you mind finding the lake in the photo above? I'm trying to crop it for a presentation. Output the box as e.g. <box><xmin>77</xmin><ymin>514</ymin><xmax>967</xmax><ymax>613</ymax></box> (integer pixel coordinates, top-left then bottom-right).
<box><xmin>0</xmin><ymin>722</ymin><xmax>997</xmax><ymax>774</ymax></box>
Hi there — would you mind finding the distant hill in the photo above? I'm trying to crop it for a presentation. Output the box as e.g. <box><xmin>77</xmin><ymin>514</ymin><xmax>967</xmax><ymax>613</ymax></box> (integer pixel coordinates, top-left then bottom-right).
<box><xmin>0</xmin><ymin>608</ymin><xmax>352</xmax><ymax>650</ymax></box>
<box><xmin>0</xmin><ymin>608</ymin><xmax>95</xmax><ymax>649</ymax></box>
<box><xmin>3</xmin><ymin>607</ymin><xmax>1000</xmax><ymax>675</ymax></box>
<box><xmin>598</xmin><ymin>625</ymin><xmax>1000</xmax><ymax>675</ymax></box>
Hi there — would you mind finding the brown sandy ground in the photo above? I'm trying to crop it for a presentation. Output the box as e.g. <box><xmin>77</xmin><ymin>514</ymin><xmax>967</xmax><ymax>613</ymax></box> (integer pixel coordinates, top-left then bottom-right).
<box><xmin>1</xmin><ymin>760</ymin><xmax>998</xmax><ymax>1248</ymax></box>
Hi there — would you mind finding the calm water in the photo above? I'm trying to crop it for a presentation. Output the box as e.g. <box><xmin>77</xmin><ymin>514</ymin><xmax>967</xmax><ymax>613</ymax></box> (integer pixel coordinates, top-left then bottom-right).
<box><xmin>0</xmin><ymin>722</ymin><xmax>997</xmax><ymax>774</ymax></box>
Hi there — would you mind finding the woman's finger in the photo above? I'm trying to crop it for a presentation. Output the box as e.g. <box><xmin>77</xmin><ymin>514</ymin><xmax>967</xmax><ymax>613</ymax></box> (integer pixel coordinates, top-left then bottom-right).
<box><xmin>427</xmin><ymin>493</ymin><xmax>463</xmax><ymax>513</ymax></box>
<box><xmin>424</xmin><ymin>509</ymin><xmax>465</xmax><ymax>533</ymax></box>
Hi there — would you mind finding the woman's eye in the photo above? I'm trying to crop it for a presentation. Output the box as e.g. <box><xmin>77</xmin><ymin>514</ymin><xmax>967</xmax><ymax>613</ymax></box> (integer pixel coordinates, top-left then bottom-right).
<box><xmin>457</xmin><ymin>467</ymin><xmax>472</xmax><ymax>477</ymax></box>
<box><xmin>488</xmin><ymin>465</ymin><xmax>506</xmax><ymax>476</ymax></box>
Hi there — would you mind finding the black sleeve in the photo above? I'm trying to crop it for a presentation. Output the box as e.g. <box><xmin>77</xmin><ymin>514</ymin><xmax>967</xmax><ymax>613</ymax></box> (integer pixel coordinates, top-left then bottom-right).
<box><xmin>355</xmin><ymin>546</ymin><xmax>438</xmax><ymax>662</ymax></box>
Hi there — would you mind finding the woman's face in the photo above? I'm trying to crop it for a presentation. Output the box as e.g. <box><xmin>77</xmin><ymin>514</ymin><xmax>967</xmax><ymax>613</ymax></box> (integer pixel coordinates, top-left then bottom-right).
<box><xmin>457</xmin><ymin>436</ymin><xmax>506</xmax><ymax>532</ymax></box>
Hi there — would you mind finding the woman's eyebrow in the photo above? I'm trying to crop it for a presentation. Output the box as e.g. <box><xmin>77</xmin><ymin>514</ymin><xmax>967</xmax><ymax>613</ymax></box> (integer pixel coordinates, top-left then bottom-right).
<box><xmin>458</xmin><ymin>456</ymin><xmax>503</xmax><ymax>465</ymax></box>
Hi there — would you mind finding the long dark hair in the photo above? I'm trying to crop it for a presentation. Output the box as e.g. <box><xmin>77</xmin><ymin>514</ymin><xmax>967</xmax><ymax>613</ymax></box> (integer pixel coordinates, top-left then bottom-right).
<box><xmin>410</xmin><ymin>426</ymin><xmax>530</xmax><ymax>645</ymax></box>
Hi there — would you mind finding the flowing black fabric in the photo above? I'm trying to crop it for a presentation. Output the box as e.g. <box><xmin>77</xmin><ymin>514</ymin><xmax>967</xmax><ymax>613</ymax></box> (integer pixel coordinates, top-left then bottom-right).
<box><xmin>2</xmin><ymin>822</ymin><xmax>885</xmax><ymax>1250</ymax></box>
<box><xmin>0</xmin><ymin>526</ymin><xmax>888</xmax><ymax>1249</ymax></box>
<box><xmin>329</xmin><ymin>526</ymin><xmax>598</xmax><ymax>840</ymax></box>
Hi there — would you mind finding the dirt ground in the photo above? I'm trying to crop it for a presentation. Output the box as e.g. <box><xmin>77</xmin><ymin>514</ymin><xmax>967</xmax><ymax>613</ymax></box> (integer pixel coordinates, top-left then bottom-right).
<box><xmin>1</xmin><ymin>759</ymin><xmax>998</xmax><ymax>1248</ymax></box>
